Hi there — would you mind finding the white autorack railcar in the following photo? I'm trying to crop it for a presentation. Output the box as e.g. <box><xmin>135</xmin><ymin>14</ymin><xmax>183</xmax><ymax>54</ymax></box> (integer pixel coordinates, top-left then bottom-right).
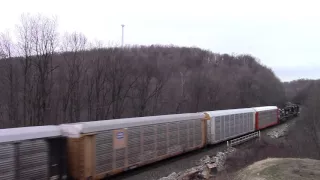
<box><xmin>204</xmin><ymin>108</ymin><xmax>256</xmax><ymax>144</ymax></box>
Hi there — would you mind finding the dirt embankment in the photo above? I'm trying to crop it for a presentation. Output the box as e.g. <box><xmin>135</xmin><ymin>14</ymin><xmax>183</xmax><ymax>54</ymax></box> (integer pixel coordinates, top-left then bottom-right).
<box><xmin>234</xmin><ymin>158</ymin><xmax>320</xmax><ymax>180</ymax></box>
<box><xmin>222</xmin><ymin>113</ymin><xmax>320</xmax><ymax>180</ymax></box>
<box><xmin>223</xmin><ymin>119</ymin><xmax>300</xmax><ymax>177</ymax></box>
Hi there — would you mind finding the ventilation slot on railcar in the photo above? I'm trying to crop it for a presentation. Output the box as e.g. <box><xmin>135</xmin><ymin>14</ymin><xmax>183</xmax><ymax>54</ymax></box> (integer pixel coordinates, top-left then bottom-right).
<box><xmin>95</xmin><ymin>131</ymin><xmax>113</xmax><ymax>174</ymax></box>
<box><xmin>194</xmin><ymin>120</ymin><xmax>202</xmax><ymax>146</ymax></box>
<box><xmin>156</xmin><ymin>124</ymin><xmax>167</xmax><ymax>157</ymax></box>
<box><xmin>128</xmin><ymin>127</ymin><xmax>142</xmax><ymax>165</ymax></box>
<box><xmin>230</xmin><ymin>115</ymin><xmax>235</xmax><ymax>137</ymax></box>
<box><xmin>142</xmin><ymin>125</ymin><xmax>156</xmax><ymax>161</ymax></box>
<box><xmin>240</xmin><ymin>114</ymin><xmax>244</xmax><ymax>133</ymax></box>
<box><xmin>168</xmin><ymin>123</ymin><xmax>179</xmax><ymax>154</ymax></box>
<box><xmin>0</xmin><ymin>143</ymin><xmax>15</xmax><ymax>180</ymax></box>
<box><xmin>221</xmin><ymin>116</ymin><xmax>225</xmax><ymax>141</ymax></box>
<box><xmin>115</xmin><ymin>148</ymin><xmax>125</xmax><ymax>169</ymax></box>
<box><xmin>19</xmin><ymin>140</ymin><xmax>49</xmax><ymax>180</ymax></box>
<box><xmin>187</xmin><ymin>120</ymin><xmax>194</xmax><ymax>148</ymax></box>
<box><xmin>215</xmin><ymin>117</ymin><xmax>221</xmax><ymax>142</ymax></box>
<box><xmin>225</xmin><ymin>116</ymin><xmax>230</xmax><ymax>138</ymax></box>
<box><xmin>235</xmin><ymin>114</ymin><xmax>240</xmax><ymax>135</ymax></box>
<box><xmin>178</xmin><ymin>121</ymin><xmax>188</xmax><ymax>150</ymax></box>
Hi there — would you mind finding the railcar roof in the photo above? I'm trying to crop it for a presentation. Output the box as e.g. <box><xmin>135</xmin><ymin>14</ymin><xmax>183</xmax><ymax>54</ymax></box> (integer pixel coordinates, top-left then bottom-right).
<box><xmin>204</xmin><ymin>108</ymin><xmax>255</xmax><ymax>117</ymax></box>
<box><xmin>0</xmin><ymin>125</ymin><xmax>61</xmax><ymax>143</ymax></box>
<box><xmin>60</xmin><ymin>113</ymin><xmax>205</xmax><ymax>136</ymax></box>
<box><xmin>252</xmin><ymin>106</ymin><xmax>277</xmax><ymax>111</ymax></box>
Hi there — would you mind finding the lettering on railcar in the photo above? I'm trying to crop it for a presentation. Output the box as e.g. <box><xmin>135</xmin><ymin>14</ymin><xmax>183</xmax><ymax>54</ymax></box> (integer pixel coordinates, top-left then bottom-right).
<box><xmin>113</xmin><ymin>129</ymin><xmax>128</xmax><ymax>149</ymax></box>
<box><xmin>117</xmin><ymin>132</ymin><xmax>124</xmax><ymax>139</ymax></box>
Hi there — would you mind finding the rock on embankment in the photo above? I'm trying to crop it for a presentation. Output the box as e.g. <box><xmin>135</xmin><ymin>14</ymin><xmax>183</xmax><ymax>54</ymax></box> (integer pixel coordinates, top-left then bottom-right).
<box><xmin>158</xmin><ymin>147</ymin><xmax>236</xmax><ymax>180</ymax></box>
<box><xmin>266</xmin><ymin>123</ymin><xmax>289</xmax><ymax>138</ymax></box>
<box><xmin>266</xmin><ymin>118</ymin><xmax>298</xmax><ymax>139</ymax></box>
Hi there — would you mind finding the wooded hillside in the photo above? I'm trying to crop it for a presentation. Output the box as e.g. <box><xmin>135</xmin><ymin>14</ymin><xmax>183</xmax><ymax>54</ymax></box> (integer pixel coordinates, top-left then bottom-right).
<box><xmin>283</xmin><ymin>79</ymin><xmax>315</xmax><ymax>103</ymax></box>
<box><xmin>0</xmin><ymin>14</ymin><xmax>286</xmax><ymax>128</ymax></box>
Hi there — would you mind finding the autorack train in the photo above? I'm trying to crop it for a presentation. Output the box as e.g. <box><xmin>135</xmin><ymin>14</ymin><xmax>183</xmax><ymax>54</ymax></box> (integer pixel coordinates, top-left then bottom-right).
<box><xmin>0</xmin><ymin>104</ymin><xmax>299</xmax><ymax>180</ymax></box>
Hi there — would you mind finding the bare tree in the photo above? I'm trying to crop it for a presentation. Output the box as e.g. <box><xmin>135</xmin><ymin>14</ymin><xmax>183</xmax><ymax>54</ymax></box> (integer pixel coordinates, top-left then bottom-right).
<box><xmin>15</xmin><ymin>14</ymin><xmax>59</xmax><ymax>126</ymax></box>
<box><xmin>105</xmin><ymin>48</ymin><xmax>139</xmax><ymax>119</ymax></box>
<box><xmin>16</xmin><ymin>14</ymin><xmax>35</xmax><ymax>126</ymax></box>
<box><xmin>130</xmin><ymin>57</ymin><xmax>171</xmax><ymax>117</ymax></box>
<box><xmin>60</xmin><ymin>32</ymin><xmax>87</xmax><ymax>123</ymax></box>
<box><xmin>0</xmin><ymin>32</ymin><xmax>19</xmax><ymax>127</ymax></box>
<box><xmin>84</xmin><ymin>49</ymin><xmax>111</xmax><ymax>121</ymax></box>
<box><xmin>204</xmin><ymin>63</ymin><xmax>228</xmax><ymax>110</ymax></box>
<box><xmin>31</xmin><ymin>15</ymin><xmax>58</xmax><ymax>125</ymax></box>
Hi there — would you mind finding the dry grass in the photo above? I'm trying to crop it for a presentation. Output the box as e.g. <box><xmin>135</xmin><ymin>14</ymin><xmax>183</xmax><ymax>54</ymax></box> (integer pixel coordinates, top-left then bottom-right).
<box><xmin>234</xmin><ymin>158</ymin><xmax>320</xmax><ymax>180</ymax></box>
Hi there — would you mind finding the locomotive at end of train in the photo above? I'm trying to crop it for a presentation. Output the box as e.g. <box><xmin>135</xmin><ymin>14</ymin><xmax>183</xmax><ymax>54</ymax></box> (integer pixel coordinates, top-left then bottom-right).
<box><xmin>0</xmin><ymin>104</ymin><xmax>299</xmax><ymax>180</ymax></box>
<box><xmin>279</xmin><ymin>102</ymin><xmax>300</xmax><ymax>122</ymax></box>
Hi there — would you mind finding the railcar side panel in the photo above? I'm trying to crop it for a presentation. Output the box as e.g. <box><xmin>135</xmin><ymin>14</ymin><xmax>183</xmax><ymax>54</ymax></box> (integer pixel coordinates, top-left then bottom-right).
<box><xmin>212</xmin><ymin>113</ymin><xmax>255</xmax><ymax>143</ymax></box>
<box><xmin>0</xmin><ymin>137</ymin><xmax>68</xmax><ymax>180</ymax></box>
<box><xmin>96</xmin><ymin>119</ymin><xmax>204</xmax><ymax>179</ymax></box>
<box><xmin>67</xmin><ymin>138</ymin><xmax>83</xmax><ymax>179</ymax></box>
<box><xmin>66</xmin><ymin>117</ymin><xmax>206</xmax><ymax>180</ymax></box>
<box><xmin>205</xmin><ymin>109</ymin><xmax>256</xmax><ymax>144</ymax></box>
<box><xmin>0</xmin><ymin>143</ymin><xmax>15</xmax><ymax>180</ymax></box>
<box><xmin>253</xmin><ymin>107</ymin><xmax>278</xmax><ymax>130</ymax></box>
<box><xmin>67</xmin><ymin>135</ymin><xmax>95</xmax><ymax>180</ymax></box>
<box><xmin>19</xmin><ymin>140</ymin><xmax>49</xmax><ymax>180</ymax></box>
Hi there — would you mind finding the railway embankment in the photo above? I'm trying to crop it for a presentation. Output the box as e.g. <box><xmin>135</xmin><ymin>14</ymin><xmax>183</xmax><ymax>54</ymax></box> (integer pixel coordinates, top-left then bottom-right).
<box><xmin>158</xmin><ymin>147</ymin><xmax>236</xmax><ymax>180</ymax></box>
<box><xmin>157</xmin><ymin>116</ymin><xmax>300</xmax><ymax>180</ymax></box>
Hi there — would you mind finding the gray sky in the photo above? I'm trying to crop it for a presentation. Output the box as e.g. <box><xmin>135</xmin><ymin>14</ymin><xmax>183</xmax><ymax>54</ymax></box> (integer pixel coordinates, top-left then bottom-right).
<box><xmin>1</xmin><ymin>0</ymin><xmax>319</xmax><ymax>81</ymax></box>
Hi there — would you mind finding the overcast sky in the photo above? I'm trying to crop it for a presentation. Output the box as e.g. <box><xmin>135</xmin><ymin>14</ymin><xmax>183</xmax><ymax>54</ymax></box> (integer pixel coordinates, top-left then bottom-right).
<box><xmin>0</xmin><ymin>0</ymin><xmax>319</xmax><ymax>81</ymax></box>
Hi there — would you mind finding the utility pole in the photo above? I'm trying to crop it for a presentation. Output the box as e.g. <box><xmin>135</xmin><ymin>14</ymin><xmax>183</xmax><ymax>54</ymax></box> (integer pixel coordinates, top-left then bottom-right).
<box><xmin>121</xmin><ymin>24</ymin><xmax>124</xmax><ymax>47</ymax></box>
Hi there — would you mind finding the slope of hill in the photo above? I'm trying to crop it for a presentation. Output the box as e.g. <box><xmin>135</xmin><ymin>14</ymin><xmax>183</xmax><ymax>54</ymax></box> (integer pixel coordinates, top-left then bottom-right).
<box><xmin>235</xmin><ymin>158</ymin><xmax>320</xmax><ymax>180</ymax></box>
<box><xmin>283</xmin><ymin>79</ymin><xmax>315</xmax><ymax>103</ymax></box>
<box><xmin>0</xmin><ymin>46</ymin><xmax>287</xmax><ymax>127</ymax></box>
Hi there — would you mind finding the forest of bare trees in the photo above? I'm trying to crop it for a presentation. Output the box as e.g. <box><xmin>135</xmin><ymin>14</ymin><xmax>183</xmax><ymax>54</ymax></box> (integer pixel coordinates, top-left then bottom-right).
<box><xmin>0</xmin><ymin>14</ymin><xmax>286</xmax><ymax>128</ymax></box>
<box><xmin>283</xmin><ymin>79</ymin><xmax>314</xmax><ymax>103</ymax></box>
